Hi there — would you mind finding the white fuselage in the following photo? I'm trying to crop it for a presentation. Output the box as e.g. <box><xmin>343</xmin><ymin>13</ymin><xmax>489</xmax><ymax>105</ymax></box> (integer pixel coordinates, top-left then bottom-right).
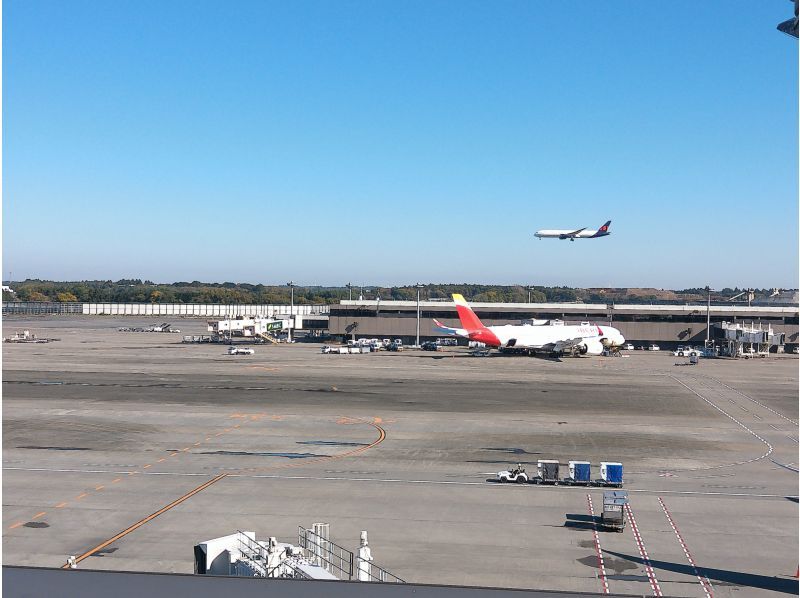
<box><xmin>486</xmin><ymin>323</ymin><xmax>624</xmax><ymax>354</ymax></box>
<box><xmin>534</xmin><ymin>229</ymin><xmax>602</xmax><ymax>239</ymax></box>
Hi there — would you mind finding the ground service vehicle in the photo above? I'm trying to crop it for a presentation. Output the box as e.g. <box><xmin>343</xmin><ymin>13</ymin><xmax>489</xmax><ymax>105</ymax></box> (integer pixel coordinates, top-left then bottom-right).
<box><xmin>497</xmin><ymin>465</ymin><xmax>529</xmax><ymax>484</ymax></box>
<box><xmin>563</xmin><ymin>461</ymin><xmax>591</xmax><ymax>485</ymax></box>
<box><xmin>601</xmin><ymin>491</ymin><xmax>628</xmax><ymax>532</ymax></box>
<box><xmin>673</xmin><ymin>346</ymin><xmax>701</xmax><ymax>357</ymax></box>
<box><xmin>599</xmin><ymin>462</ymin><xmax>624</xmax><ymax>487</ymax></box>
<box><xmin>421</xmin><ymin>341</ymin><xmax>440</xmax><ymax>351</ymax></box>
<box><xmin>228</xmin><ymin>346</ymin><xmax>255</xmax><ymax>355</ymax></box>
<box><xmin>648</xmin><ymin>344</ymin><xmax>661</xmax><ymax>351</ymax></box>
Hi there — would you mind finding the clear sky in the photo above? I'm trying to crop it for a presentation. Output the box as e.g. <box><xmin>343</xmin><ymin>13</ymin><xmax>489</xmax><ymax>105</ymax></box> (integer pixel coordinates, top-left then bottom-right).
<box><xmin>4</xmin><ymin>1</ymin><xmax>798</xmax><ymax>288</ymax></box>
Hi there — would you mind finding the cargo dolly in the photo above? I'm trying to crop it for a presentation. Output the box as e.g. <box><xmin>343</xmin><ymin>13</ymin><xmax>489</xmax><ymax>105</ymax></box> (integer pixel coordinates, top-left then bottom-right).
<box><xmin>600</xmin><ymin>490</ymin><xmax>629</xmax><ymax>532</ymax></box>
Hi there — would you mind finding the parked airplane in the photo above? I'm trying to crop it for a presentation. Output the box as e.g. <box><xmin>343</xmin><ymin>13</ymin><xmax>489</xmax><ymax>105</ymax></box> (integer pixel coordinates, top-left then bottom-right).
<box><xmin>434</xmin><ymin>294</ymin><xmax>625</xmax><ymax>356</ymax></box>
<box><xmin>534</xmin><ymin>220</ymin><xmax>611</xmax><ymax>241</ymax></box>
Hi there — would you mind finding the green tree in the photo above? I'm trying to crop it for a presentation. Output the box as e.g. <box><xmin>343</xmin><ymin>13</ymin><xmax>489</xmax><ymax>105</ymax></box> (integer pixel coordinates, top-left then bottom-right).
<box><xmin>56</xmin><ymin>292</ymin><xmax>78</xmax><ymax>302</ymax></box>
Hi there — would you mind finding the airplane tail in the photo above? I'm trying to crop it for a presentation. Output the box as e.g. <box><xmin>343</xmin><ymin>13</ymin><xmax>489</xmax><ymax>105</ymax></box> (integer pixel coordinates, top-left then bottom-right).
<box><xmin>591</xmin><ymin>220</ymin><xmax>611</xmax><ymax>237</ymax></box>
<box><xmin>452</xmin><ymin>294</ymin><xmax>502</xmax><ymax>347</ymax></box>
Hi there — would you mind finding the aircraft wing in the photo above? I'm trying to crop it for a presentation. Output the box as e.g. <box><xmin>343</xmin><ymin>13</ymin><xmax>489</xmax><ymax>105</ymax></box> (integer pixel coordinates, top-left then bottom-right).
<box><xmin>565</xmin><ymin>227</ymin><xmax>586</xmax><ymax>237</ymax></box>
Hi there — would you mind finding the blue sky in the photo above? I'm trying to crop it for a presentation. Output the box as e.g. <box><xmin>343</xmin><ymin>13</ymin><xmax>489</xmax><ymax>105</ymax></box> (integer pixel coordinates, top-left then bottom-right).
<box><xmin>4</xmin><ymin>1</ymin><xmax>798</xmax><ymax>288</ymax></box>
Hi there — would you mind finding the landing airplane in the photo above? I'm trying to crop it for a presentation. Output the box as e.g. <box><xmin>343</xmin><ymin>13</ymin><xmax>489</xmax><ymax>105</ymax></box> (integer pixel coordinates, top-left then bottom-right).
<box><xmin>534</xmin><ymin>220</ymin><xmax>611</xmax><ymax>241</ymax></box>
<box><xmin>434</xmin><ymin>294</ymin><xmax>625</xmax><ymax>356</ymax></box>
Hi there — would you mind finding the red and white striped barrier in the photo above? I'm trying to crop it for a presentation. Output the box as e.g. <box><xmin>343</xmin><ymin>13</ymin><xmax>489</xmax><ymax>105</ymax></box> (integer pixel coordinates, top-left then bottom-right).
<box><xmin>625</xmin><ymin>503</ymin><xmax>662</xmax><ymax>596</ymax></box>
<box><xmin>586</xmin><ymin>493</ymin><xmax>610</xmax><ymax>594</ymax></box>
<box><xmin>658</xmin><ymin>497</ymin><xmax>714</xmax><ymax>597</ymax></box>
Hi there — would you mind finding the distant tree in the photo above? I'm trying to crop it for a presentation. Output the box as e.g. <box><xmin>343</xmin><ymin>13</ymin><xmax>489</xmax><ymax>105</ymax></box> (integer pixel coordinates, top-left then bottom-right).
<box><xmin>55</xmin><ymin>292</ymin><xmax>78</xmax><ymax>302</ymax></box>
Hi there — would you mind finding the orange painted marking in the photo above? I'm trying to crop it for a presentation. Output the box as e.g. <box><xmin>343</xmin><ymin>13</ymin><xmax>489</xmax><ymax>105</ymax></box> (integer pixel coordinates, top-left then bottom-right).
<box><xmin>55</xmin><ymin>502</ymin><xmax>68</xmax><ymax>508</ymax></box>
<box><xmin>194</xmin><ymin>442</ymin><xmax>201</xmax><ymax>446</ymax></box>
<box><xmin>215</xmin><ymin>432</ymin><xmax>223</xmax><ymax>436</ymax></box>
<box><xmin>112</xmin><ymin>478</ymin><xmax>122</xmax><ymax>483</ymax></box>
<box><xmin>157</xmin><ymin>458</ymin><xmax>167</xmax><ymax>463</ymax></box>
<box><xmin>170</xmin><ymin>452</ymin><xmax>179</xmax><ymax>457</ymax></box>
<box><xmin>95</xmin><ymin>485</ymin><xmax>105</xmax><ymax>491</ymax></box>
<box><xmin>143</xmin><ymin>464</ymin><xmax>152</xmax><ymax>469</ymax></box>
<box><xmin>76</xmin><ymin>493</ymin><xmax>88</xmax><ymax>500</ymax></box>
<box><xmin>65</xmin><ymin>473</ymin><xmax>228</xmax><ymax>568</ymax></box>
<box><xmin>205</xmin><ymin>437</ymin><xmax>212</xmax><ymax>441</ymax></box>
<box><xmin>33</xmin><ymin>512</ymin><xmax>47</xmax><ymax>519</ymax></box>
<box><xmin>9</xmin><ymin>522</ymin><xmax>22</xmax><ymax>529</ymax></box>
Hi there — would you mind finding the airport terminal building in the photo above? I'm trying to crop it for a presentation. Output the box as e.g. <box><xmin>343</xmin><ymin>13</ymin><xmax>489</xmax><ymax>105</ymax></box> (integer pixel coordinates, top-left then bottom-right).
<box><xmin>328</xmin><ymin>299</ymin><xmax>800</xmax><ymax>349</ymax></box>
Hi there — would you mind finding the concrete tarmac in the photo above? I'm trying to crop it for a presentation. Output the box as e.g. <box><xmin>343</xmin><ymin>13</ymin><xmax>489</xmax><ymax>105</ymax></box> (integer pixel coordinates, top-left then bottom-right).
<box><xmin>3</xmin><ymin>317</ymin><xmax>798</xmax><ymax>596</ymax></box>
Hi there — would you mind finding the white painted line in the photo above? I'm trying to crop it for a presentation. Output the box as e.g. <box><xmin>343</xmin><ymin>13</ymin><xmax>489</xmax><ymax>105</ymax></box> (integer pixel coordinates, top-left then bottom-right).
<box><xmin>657</xmin><ymin>497</ymin><xmax>713</xmax><ymax>598</ymax></box>
<box><xmin>586</xmin><ymin>494</ymin><xmax>610</xmax><ymax>594</ymax></box>
<box><xmin>769</xmin><ymin>424</ymin><xmax>781</xmax><ymax>431</ymax></box>
<box><xmin>625</xmin><ymin>503</ymin><xmax>662</xmax><ymax>596</ymax></box>
<box><xmin>704</xmin><ymin>375</ymin><xmax>799</xmax><ymax>426</ymax></box>
<box><xmin>670</xmin><ymin>376</ymin><xmax>774</xmax><ymax>469</ymax></box>
<box><xmin>4</xmin><ymin>466</ymin><xmax>794</xmax><ymax>500</ymax></box>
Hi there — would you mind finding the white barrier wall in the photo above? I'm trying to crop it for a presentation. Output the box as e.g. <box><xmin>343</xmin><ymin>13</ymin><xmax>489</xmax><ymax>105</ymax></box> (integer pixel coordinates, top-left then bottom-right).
<box><xmin>82</xmin><ymin>303</ymin><xmax>329</xmax><ymax>317</ymax></box>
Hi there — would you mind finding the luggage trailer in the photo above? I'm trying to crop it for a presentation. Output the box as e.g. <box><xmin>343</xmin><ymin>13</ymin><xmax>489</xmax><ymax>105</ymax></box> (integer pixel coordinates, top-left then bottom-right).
<box><xmin>600</xmin><ymin>490</ymin><xmax>629</xmax><ymax>532</ymax></box>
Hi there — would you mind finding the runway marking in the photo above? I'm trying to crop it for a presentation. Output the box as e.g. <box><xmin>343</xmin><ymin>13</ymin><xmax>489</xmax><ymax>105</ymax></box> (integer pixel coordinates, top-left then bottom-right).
<box><xmin>768</xmin><ymin>424</ymin><xmax>781</xmax><ymax>431</ymax></box>
<box><xmin>625</xmin><ymin>503</ymin><xmax>662</xmax><ymax>596</ymax></box>
<box><xmin>657</xmin><ymin>497</ymin><xmax>713</xmax><ymax>597</ymax></box>
<box><xmin>63</xmin><ymin>473</ymin><xmax>229</xmax><ymax>568</ymax></box>
<box><xmin>4</xmin><ymin>467</ymin><xmax>794</xmax><ymax>499</ymax></box>
<box><xmin>9</xmin><ymin>522</ymin><xmax>22</xmax><ymax>529</ymax></box>
<box><xmin>669</xmin><ymin>376</ymin><xmax>773</xmax><ymax>469</ymax></box>
<box><xmin>787</xmin><ymin>435</ymin><xmax>799</xmax><ymax>444</ymax></box>
<box><xmin>5</xmin><ymin>414</ymin><xmax>259</xmax><ymax>532</ymax></box>
<box><xmin>61</xmin><ymin>417</ymin><xmax>386</xmax><ymax>562</ymax></box>
<box><xmin>702</xmin><ymin>375</ymin><xmax>798</xmax><ymax>426</ymax></box>
<box><xmin>33</xmin><ymin>512</ymin><xmax>47</xmax><ymax>519</ymax></box>
<box><xmin>752</xmin><ymin>413</ymin><xmax>762</xmax><ymax>421</ymax></box>
<box><xmin>586</xmin><ymin>494</ymin><xmax>609</xmax><ymax>594</ymax></box>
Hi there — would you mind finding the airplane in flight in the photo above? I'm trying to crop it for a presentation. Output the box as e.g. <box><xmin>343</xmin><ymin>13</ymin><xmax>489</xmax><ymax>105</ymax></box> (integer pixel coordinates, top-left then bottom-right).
<box><xmin>434</xmin><ymin>294</ymin><xmax>625</xmax><ymax>357</ymax></box>
<box><xmin>534</xmin><ymin>220</ymin><xmax>611</xmax><ymax>241</ymax></box>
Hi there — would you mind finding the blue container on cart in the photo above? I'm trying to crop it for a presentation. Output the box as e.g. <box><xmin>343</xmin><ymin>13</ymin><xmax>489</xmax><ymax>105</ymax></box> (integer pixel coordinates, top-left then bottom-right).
<box><xmin>569</xmin><ymin>461</ymin><xmax>592</xmax><ymax>484</ymax></box>
<box><xmin>601</xmin><ymin>462</ymin><xmax>623</xmax><ymax>486</ymax></box>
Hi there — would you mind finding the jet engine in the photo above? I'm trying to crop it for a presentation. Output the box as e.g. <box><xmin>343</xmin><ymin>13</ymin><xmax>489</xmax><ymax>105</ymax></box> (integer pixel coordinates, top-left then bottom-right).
<box><xmin>581</xmin><ymin>339</ymin><xmax>605</xmax><ymax>355</ymax></box>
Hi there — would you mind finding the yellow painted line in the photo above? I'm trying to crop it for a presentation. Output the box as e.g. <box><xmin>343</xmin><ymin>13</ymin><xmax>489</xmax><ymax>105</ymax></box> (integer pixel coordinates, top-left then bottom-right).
<box><xmin>143</xmin><ymin>464</ymin><xmax>152</xmax><ymax>469</ymax></box>
<box><xmin>55</xmin><ymin>502</ymin><xmax>68</xmax><ymax>509</ymax></box>
<box><xmin>32</xmin><ymin>512</ymin><xmax>47</xmax><ymax>519</ymax></box>
<box><xmin>157</xmin><ymin>458</ymin><xmax>167</xmax><ymax>463</ymax></box>
<box><xmin>170</xmin><ymin>452</ymin><xmax>179</xmax><ymax>457</ymax></box>
<box><xmin>112</xmin><ymin>478</ymin><xmax>122</xmax><ymax>484</ymax></box>
<box><xmin>182</xmin><ymin>447</ymin><xmax>190</xmax><ymax>452</ymax></box>
<box><xmin>65</xmin><ymin>473</ymin><xmax>228</xmax><ymax>568</ymax></box>
<box><xmin>9</xmin><ymin>522</ymin><xmax>23</xmax><ymax>529</ymax></box>
<box><xmin>76</xmin><ymin>493</ymin><xmax>88</xmax><ymax>500</ymax></box>
<box><xmin>95</xmin><ymin>485</ymin><xmax>105</xmax><ymax>491</ymax></box>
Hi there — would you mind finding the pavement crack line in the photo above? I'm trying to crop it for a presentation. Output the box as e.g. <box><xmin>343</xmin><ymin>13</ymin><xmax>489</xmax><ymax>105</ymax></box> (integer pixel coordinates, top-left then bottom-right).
<box><xmin>668</xmin><ymin>375</ymin><xmax>774</xmax><ymax>470</ymax></box>
<box><xmin>59</xmin><ymin>417</ymin><xmax>386</xmax><ymax>565</ymax></box>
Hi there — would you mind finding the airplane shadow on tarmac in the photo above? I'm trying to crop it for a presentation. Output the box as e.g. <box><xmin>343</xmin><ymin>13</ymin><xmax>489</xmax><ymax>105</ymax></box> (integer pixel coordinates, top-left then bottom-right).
<box><xmin>602</xmin><ymin>550</ymin><xmax>800</xmax><ymax>595</ymax></box>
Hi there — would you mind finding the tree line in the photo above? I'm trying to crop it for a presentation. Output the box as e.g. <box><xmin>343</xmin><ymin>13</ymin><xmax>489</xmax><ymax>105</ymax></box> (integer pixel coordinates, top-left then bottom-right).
<box><xmin>2</xmin><ymin>280</ymin><xmax>781</xmax><ymax>305</ymax></box>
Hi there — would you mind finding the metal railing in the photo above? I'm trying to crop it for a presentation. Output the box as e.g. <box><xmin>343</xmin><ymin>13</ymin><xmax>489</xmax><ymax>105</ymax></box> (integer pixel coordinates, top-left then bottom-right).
<box><xmin>235</xmin><ymin>531</ymin><xmax>311</xmax><ymax>580</ymax></box>
<box><xmin>298</xmin><ymin>526</ymin><xmax>353</xmax><ymax>580</ymax></box>
<box><xmin>362</xmin><ymin>561</ymin><xmax>405</xmax><ymax>584</ymax></box>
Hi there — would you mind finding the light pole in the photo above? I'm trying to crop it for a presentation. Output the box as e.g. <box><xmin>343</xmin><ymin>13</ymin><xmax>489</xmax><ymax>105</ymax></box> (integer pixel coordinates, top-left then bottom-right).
<box><xmin>346</xmin><ymin>283</ymin><xmax>353</xmax><ymax>301</ymax></box>
<box><xmin>415</xmin><ymin>283</ymin><xmax>424</xmax><ymax>347</ymax></box>
<box><xmin>705</xmin><ymin>285</ymin><xmax>714</xmax><ymax>345</ymax></box>
<box><xmin>287</xmin><ymin>281</ymin><xmax>296</xmax><ymax>343</ymax></box>
<box><xmin>527</xmin><ymin>286</ymin><xmax>536</xmax><ymax>304</ymax></box>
